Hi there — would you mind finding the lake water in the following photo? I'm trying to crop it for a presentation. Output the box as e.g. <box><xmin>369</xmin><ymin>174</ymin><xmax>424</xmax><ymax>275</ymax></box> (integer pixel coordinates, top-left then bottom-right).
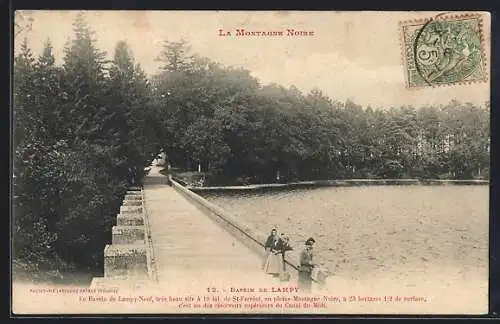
<box><xmin>199</xmin><ymin>185</ymin><xmax>489</xmax><ymax>313</ymax></box>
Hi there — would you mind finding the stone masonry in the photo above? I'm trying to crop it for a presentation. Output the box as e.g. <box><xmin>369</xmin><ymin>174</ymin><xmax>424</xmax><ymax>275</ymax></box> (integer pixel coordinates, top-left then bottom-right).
<box><xmin>92</xmin><ymin>187</ymin><xmax>152</xmax><ymax>283</ymax></box>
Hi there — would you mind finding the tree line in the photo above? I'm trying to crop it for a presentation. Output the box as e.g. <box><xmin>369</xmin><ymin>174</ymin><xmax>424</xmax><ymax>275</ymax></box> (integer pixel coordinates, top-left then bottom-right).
<box><xmin>13</xmin><ymin>14</ymin><xmax>489</xmax><ymax>281</ymax></box>
<box><xmin>13</xmin><ymin>14</ymin><xmax>158</xmax><ymax>281</ymax></box>
<box><xmin>151</xmin><ymin>40</ymin><xmax>490</xmax><ymax>185</ymax></box>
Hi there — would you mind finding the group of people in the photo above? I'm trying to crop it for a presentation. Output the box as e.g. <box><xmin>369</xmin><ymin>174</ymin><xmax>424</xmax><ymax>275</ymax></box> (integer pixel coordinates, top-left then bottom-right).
<box><xmin>261</xmin><ymin>228</ymin><xmax>318</xmax><ymax>292</ymax></box>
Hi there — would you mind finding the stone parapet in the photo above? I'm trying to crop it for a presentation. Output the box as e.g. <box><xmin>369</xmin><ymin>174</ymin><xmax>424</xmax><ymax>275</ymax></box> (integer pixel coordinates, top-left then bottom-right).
<box><xmin>169</xmin><ymin>177</ymin><xmax>330</xmax><ymax>290</ymax></box>
<box><xmin>120</xmin><ymin>205</ymin><xmax>143</xmax><ymax>214</ymax></box>
<box><xmin>92</xmin><ymin>186</ymin><xmax>154</xmax><ymax>285</ymax></box>
<box><xmin>123</xmin><ymin>200</ymin><xmax>143</xmax><ymax>207</ymax></box>
<box><xmin>104</xmin><ymin>244</ymin><xmax>148</xmax><ymax>278</ymax></box>
<box><xmin>117</xmin><ymin>213</ymin><xmax>144</xmax><ymax>226</ymax></box>
<box><xmin>126</xmin><ymin>190</ymin><xmax>142</xmax><ymax>195</ymax></box>
<box><xmin>112</xmin><ymin>225</ymin><xmax>146</xmax><ymax>244</ymax></box>
<box><xmin>124</xmin><ymin>194</ymin><xmax>143</xmax><ymax>201</ymax></box>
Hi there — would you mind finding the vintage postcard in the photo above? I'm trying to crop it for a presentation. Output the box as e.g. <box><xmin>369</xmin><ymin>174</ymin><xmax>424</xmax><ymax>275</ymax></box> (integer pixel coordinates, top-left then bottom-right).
<box><xmin>11</xmin><ymin>10</ymin><xmax>490</xmax><ymax>315</ymax></box>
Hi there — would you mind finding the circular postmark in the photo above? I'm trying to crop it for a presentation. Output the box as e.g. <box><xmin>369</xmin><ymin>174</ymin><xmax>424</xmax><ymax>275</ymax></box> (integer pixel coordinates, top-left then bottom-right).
<box><xmin>413</xmin><ymin>14</ymin><xmax>483</xmax><ymax>85</ymax></box>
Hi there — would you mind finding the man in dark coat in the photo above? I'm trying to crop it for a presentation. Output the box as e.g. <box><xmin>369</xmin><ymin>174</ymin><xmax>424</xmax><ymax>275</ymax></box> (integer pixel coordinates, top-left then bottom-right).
<box><xmin>298</xmin><ymin>237</ymin><xmax>316</xmax><ymax>292</ymax></box>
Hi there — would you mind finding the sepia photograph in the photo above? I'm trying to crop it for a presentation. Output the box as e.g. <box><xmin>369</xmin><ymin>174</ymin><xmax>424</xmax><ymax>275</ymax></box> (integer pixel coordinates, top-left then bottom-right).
<box><xmin>11</xmin><ymin>10</ymin><xmax>490</xmax><ymax>315</ymax></box>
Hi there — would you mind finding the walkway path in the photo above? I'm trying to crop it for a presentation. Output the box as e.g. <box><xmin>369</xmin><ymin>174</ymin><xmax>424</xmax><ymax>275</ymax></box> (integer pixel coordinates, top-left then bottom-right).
<box><xmin>141</xmin><ymin>165</ymin><xmax>299</xmax><ymax>300</ymax></box>
<box><xmin>146</xmin><ymin>166</ymin><xmax>270</xmax><ymax>280</ymax></box>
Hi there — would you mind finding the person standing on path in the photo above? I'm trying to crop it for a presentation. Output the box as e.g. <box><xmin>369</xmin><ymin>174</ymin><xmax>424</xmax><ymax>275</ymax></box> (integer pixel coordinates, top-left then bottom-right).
<box><xmin>262</xmin><ymin>228</ymin><xmax>278</xmax><ymax>270</ymax></box>
<box><xmin>298</xmin><ymin>237</ymin><xmax>316</xmax><ymax>292</ymax></box>
<box><xmin>278</xmin><ymin>234</ymin><xmax>293</xmax><ymax>281</ymax></box>
<box><xmin>263</xmin><ymin>231</ymin><xmax>282</xmax><ymax>276</ymax></box>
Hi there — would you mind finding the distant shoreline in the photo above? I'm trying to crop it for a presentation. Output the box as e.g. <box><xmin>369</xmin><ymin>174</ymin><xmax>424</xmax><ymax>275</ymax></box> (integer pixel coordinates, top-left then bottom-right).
<box><xmin>182</xmin><ymin>178</ymin><xmax>489</xmax><ymax>191</ymax></box>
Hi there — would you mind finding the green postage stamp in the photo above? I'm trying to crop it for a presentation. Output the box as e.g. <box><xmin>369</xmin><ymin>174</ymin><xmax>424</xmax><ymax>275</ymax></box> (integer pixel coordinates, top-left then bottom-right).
<box><xmin>400</xmin><ymin>13</ymin><xmax>488</xmax><ymax>89</ymax></box>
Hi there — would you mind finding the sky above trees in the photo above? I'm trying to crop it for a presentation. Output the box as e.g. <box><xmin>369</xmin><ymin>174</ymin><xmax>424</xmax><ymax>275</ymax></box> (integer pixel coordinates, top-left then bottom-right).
<box><xmin>15</xmin><ymin>10</ymin><xmax>490</xmax><ymax>109</ymax></box>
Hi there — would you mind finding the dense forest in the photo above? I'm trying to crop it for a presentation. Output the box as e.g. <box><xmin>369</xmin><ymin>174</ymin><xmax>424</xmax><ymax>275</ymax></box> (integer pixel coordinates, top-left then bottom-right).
<box><xmin>13</xmin><ymin>14</ymin><xmax>490</xmax><ymax>281</ymax></box>
<box><xmin>13</xmin><ymin>14</ymin><xmax>159</xmax><ymax>281</ymax></box>
<box><xmin>150</xmin><ymin>43</ymin><xmax>490</xmax><ymax>184</ymax></box>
